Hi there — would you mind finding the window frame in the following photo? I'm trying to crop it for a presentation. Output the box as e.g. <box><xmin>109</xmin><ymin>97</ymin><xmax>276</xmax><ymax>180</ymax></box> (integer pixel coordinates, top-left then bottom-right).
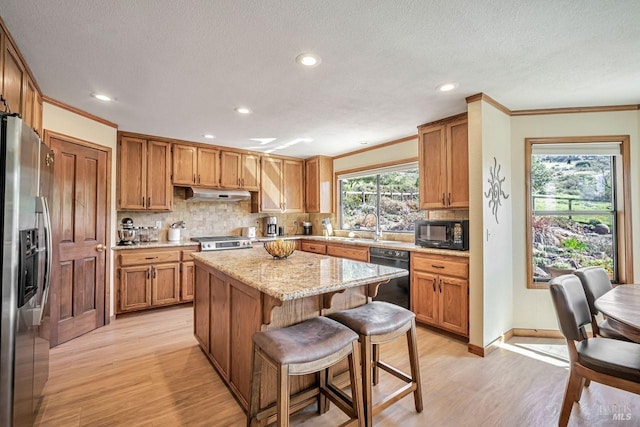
<box><xmin>336</xmin><ymin>159</ymin><xmax>421</xmax><ymax>234</ymax></box>
<box><xmin>525</xmin><ymin>136</ymin><xmax>633</xmax><ymax>289</ymax></box>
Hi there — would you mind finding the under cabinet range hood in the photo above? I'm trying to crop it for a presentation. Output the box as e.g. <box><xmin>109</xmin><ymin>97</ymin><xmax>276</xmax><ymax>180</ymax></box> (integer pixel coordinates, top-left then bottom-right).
<box><xmin>185</xmin><ymin>188</ymin><xmax>251</xmax><ymax>202</ymax></box>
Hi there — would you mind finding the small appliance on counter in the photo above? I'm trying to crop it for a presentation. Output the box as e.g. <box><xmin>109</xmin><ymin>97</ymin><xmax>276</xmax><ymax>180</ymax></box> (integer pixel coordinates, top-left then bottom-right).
<box><xmin>302</xmin><ymin>222</ymin><xmax>312</xmax><ymax>235</ymax></box>
<box><xmin>242</xmin><ymin>226</ymin><xmax>257</xmax><ymax>239</ymax></box>
<box><xmin>414</xmin><ymin>219</ymin><xmax>469</xmax><ymax>250</ymax></box>
<box><xmin>118</xmin><ymin>217</ymin><xmax>136</xmax><ymax>245</ymax></box>
<box><xmin>264</xmin><ymin>216</ymin><xmax>277</xmax><ymax>237</ymax></box>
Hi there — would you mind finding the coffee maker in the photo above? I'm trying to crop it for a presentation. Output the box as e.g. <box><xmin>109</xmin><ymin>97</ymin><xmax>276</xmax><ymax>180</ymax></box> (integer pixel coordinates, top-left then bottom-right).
<box><xmin>264</xmin><ymin>216</ymin><xmax>277</xmax><ymax>237</ymax></box>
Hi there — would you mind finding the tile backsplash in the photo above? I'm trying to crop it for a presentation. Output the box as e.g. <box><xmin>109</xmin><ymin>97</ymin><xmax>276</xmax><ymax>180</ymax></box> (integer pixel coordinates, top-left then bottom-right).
<box><xmin>118</xmin><ymin>188</ymin><xmax>326</xmax><ymax>240</ymax></box>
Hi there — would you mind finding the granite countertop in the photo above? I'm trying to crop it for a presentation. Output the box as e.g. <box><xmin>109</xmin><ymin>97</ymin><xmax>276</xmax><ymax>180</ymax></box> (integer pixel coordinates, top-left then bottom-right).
<box><xmin>191</xmin><ymin>247</ymin><xmax>408</xmax><ymax>301</ymax></box>
<box><xmin>111</xmin><ymin>238</ymin><xmax>199</xmax><ymax>250</ymax></box>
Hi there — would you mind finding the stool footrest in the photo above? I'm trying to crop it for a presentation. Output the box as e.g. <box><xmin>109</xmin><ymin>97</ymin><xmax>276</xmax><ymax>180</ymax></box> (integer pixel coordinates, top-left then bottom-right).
<box><xmin>377</xmin><ymin>361</ymin><xmax>412</xmax><ymax>383</ymax></box>
<box><xmin>372</xmin><ymin>382</ymin><xmax>418</xmax><ymax>417</ymax></box>
<box><xmin>255</xmin><ymin>387</ymin><xmax>319</xmax><ymax>423</ymax></box>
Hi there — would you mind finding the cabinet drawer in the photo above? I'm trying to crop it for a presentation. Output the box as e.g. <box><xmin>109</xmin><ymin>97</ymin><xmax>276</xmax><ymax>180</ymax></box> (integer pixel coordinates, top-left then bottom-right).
<box><xmin>181</xmin><ymin>248</ymin><xmax>198</xmax><ymax>261</ymax></box>
<box><xmin>119</xmin><ymin>250</ymin><xmax>180</xmax><ymax>266</ymax></box>
<box><xmin>327</xmin><ymin>245</ymin><xmax>369</xmax><ymax>262</ymax></box>
<box><xmin>301</xmin><ymin>241</ymin><xmax>326</xmax><ymax>254</ymax></box>
<box><xmin>412</xmin><ymin>255</ymin><xmax>468</xmax><ymax>278</ymax></box>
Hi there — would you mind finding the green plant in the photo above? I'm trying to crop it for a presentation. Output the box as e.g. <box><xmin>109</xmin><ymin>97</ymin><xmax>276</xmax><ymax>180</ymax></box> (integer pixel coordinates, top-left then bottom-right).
<box><xmin>548</xmin><ymin>261</ymin><xmax>571</xmax><ymax>269</ymax></box>
<box><xmin>585</xmin><ymin>258</ymin><xmax>614</xmax><ymax>274</ymax></box>
<box><xmin>562</xmin><ymin>237</ymin><xmax>587</xmax><ymax>252</ymax></box>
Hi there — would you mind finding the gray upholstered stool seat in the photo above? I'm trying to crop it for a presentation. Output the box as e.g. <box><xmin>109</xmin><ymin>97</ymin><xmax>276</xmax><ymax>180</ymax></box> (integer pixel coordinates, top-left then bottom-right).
<box><xmin>577</xmin><ymin>338</ymin><xmax>640</xmax><ymax>383</ymax></box>
<box><xmin>253</xmin><ymin>316</ymin><xmax>358</xmax><ymax>365</ymax></box>
<box><xmin>328</xmin><ymin>302</ymin><xmax>423</xmax><ymax>426</ymax></box>
<box><xmin>328</xmin><ymin>301</ymin><xmax>415</xmax><ymax>336</ymax></box>
<box><xmin>247</xmin><ymin>316</ymin><xmax>365</xmax><ymax>427</ymax></box>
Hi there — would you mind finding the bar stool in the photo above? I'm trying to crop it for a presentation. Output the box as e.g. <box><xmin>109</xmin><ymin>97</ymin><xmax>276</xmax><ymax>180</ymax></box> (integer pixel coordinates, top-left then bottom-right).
<box><xmin>328</xmin><ymin>301</ymin><xmax>423</xmax><ymax>426</ymax></box>
<box><xmin>247</xmin><ymin>316</ymin><xmax>365</xmax><ymax>427</ymax></box>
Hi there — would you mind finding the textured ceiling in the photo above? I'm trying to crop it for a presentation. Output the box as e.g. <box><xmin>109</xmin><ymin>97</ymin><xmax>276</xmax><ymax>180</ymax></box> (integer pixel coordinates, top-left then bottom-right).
<box><xmin>2</xmin><ymin>1</ymin><xmax>639</xmax><ymax>157</ymax></box>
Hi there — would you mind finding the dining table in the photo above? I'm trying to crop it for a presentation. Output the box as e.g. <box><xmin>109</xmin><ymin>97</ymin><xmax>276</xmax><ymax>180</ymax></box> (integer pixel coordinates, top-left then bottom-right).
<box><xmin>595</xmin><ymin>284</ymin><xmax>640</xmax><ymax>343</ymax></box>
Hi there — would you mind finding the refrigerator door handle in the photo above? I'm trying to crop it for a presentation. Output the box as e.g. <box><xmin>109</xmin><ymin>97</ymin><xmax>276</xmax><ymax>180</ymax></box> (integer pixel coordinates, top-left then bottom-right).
<box><xmin>34</xmin><ymin>196</ymin><xmax>52</xmax><ymax>326</ymax></box>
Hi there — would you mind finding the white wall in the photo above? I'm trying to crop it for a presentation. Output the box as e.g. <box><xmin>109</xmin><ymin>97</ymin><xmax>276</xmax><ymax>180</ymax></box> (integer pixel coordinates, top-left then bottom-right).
<box><xmin>510</xmin><ymin>110</ymin><xmax>640</xmax><ymax>329</ymax></box>
<box><xmin>42</xmin><ymin>102</ymin><xmax>118</xmax><ymax>316</ymax></box>
<box><xmin>333</xmin><ymin>138</ymin><xmax>417</xmax><ymax>172</ymax></box>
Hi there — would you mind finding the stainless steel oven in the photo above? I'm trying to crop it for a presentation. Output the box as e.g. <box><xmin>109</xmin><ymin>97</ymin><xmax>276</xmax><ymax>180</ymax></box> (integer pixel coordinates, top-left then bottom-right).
<box><xmin>369</xmin><ymin>247</ymin><xmax>409</xmax><ymax>309</ymax></box>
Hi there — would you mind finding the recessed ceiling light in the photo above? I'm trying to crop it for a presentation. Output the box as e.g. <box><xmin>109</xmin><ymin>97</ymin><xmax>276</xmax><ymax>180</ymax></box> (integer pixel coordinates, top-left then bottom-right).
<box><xmin>296</xmin><ymin>53</ymin><xmax>321</xmax><ymax>67</ymax></box>
<box><xmin>235</xmin><ymin>107</ymin><xmax>252</xmax><ymax>114</ymax></box>
<box><xmin>436</xmin><ymin>82</ymin><xmax>458</xmax><ymax>92</ymax></box>
<box><xmin>91</xmin><ymin>93</ymin><xmax>112</xmax><ymax>102</ymax></box>
<box><xmin>203</xmin><ymin>134</ymin><xmax>215</xmax><ymax>139</ymax></box>
<box><xmin>359</xmin><ymin>141</ymin><xmax>368</xmax><ymax>145</ymax></box>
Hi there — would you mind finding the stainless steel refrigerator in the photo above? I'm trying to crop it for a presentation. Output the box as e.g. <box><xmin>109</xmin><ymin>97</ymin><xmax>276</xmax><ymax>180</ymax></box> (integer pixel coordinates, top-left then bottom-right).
<box><xmin>0</xmin><ymin>114</ymin><xmax>53</xmax><ymax>426</ymax></box>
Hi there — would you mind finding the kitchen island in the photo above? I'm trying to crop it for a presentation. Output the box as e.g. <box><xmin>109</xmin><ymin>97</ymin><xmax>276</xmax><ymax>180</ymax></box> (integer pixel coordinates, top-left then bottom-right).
<box><xmin>191</xmin><ymin>247</ymin><xmax>408</xmax><ymax>411</ymax></box>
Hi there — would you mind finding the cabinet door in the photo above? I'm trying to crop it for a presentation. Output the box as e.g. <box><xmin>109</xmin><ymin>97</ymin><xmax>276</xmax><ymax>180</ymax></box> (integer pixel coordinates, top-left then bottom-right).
<box><xmin>261</xmin><ymin>157</ymin><xmax>283</xmax><ymax>212</ymax></box>
<box><xmin>119</xmin><ymin>266</ymin><xmax>152</xmax><ymax>312</ymax></box>
<box><xmin>446</xmin><ymin>118</ymin><xmax>469</xmax><ymax>208</ymax></box>
<box><xmin>197</xmin><ymin>147</ymin><xmax>220</xmax><ymax>187</ymax></box>
<box><xmin>282</xmin><ymin>159</ymin><xmax>304</xmax><ymax>212</ymax></box>
<box><xmin>210</xmin><ymin>273</ymin><xmax>230</xmax><ymax>378</ymax></box>
<box><xmin>2</xmin><ymin>41</ymin><xmax>25</xmax><ymax>118</ymax></box>
<box><xmin>305</xmin><ymin>157</ymin><xmax>320</xmax><ymax>212</ymax></box>
<box><xmin>147</xmin><ymin>140</ymin><xmax>173</xmax><ymax>210</ymax></box>
<box><xmin>220</xmin><ymin>151</ymin><xmax>241</xmax><ymax>188</ymax></box>
<box><xmin>23</xmin><ymin>75</ymin><xmax>35</xmax><ymax>130</ymax></box>
<box><xmin>241</xmin><ymin>154</ymin><xmax>260</xmax><ymax>191</ymax></box>
<box><xmin>411</xmin><ymin>270</ymin><xmax>438</xmax><ymax>326</ymax></box>
<box><xmin>327</xmin><ymin>244</ymin><xmax>369</xmax><ymax>262</ymax></box>
<box><xmin>151</xmin><ymin>263</ymin><xmax>180</xmax><ymax>306</ymax></box>
<box><xmin>118</xmin><ymin>137</ymin><xmax>147</xmax><ymax>210</ymax></box>
<box><xmin>181</xmin><ymin>261</ymin><xmax>195</xmax><ymax>301</ymax></box>
<box><xmin>301</xmin><ymin>241</ymin><xmax>326</xmax><ymax>255</ymax></box>
<box><xmin>172</xmin><ymin>144</ymin><xmax>197</xmax><ymax>185</ymax></box>
<box><xmin>418</xmin><ymin>125</ymin><xmax>446</xmax><ymax>209</ymax></box>
<box><xmin>194</xmin><ymin>266</ymin><xmax>210</xmax><ymax>351</ymax></box>
<box><xmin>438</xmin><ymin>276</ymin><xmax>468</xmax><ymax>336</ymax></box>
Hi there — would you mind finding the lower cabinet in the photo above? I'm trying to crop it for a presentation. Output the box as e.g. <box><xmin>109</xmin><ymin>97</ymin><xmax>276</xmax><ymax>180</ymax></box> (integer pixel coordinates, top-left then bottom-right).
<box><xmin>300</xmin><ymin>239</ymin><xmax>369</xmax><ymax>262</ymax></box>
<box><xmin>411</xmin><ymin>253</ymin><xmax>469</xmax><ymax>336</ymax></box>
<box><xmin>116</xmin><ymin>246</ymin><xmax>197</xmax><ymax>315</ymax></box>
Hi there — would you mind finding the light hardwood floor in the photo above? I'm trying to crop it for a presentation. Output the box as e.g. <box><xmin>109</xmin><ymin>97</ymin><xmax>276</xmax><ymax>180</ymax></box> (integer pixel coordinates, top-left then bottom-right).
<box><xmin>35</xmin><ymin>306</ymin><xmax>638</xmax><ymax>426</ymax></box>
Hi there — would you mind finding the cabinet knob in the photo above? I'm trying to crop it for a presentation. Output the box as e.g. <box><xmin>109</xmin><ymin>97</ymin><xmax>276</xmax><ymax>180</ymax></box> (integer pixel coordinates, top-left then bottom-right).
<box><xmin>439</xmin><ymin>279</ymin><xmax>442</xmax><ymax>293</ymax></box>
<box><xmin>441</xmin><ymin>193</ymin><xmax>445</xmax><ymax>205</ymax></box>
<box><xmin>432</xmin><ymin>278</ymin><xmax>436</xmax><ymax>292</ymax></box>
<box><xmin>447</xmin><ymin>193</ymin><xmax>451</xmax><ymax>206</ymax></box>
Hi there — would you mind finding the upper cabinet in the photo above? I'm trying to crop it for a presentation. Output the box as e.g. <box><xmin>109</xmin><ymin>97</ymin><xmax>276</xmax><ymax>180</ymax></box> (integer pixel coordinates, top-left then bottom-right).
<box><xmin>0</xmin><ymin>23</ymin><xmax>43</xmax><ymax>136</ymax></box>
<box><xmin>220</xmin><ymin>151</ymin><xmax>260</xmax><ymax>191</ymax></box>
<box><xmin>173</xmin><ymin>144</ymin><xmax>220</xmax><ymax>187</ymax></box>
<box><xmin>305</xmin><ymin>156</ymin><xmax>333</xmax><ymax>213</ymax></box>
<box><xmin>118</xmin><ymin>136</ymin><xmax>173</xmax><ymax>211</ymax></box>
<box><xmin>418</xmin><ymin>114</ymin><xmax>468</xmax><ymax>209</ymax></box>
<box><xmin>260</xmin><ymin>157</ymin><xmax>304</xmax><ymax>213</ymax></box>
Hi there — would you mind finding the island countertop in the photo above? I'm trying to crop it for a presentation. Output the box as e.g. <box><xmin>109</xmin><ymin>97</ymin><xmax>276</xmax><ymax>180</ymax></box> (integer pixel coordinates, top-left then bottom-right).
<box><xmin>191</xmin><ymin>247</ymin><xmax>408</xmax><ymax>301</ymax></box>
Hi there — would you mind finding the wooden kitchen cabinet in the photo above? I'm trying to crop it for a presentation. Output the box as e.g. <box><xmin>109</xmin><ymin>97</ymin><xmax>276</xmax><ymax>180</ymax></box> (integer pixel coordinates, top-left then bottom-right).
<box><xmin>305</xmin><ymin>156</ymin><xmax>333</xmax><ymax>213</ymax></box>
<box><xmin>300</xmin><ymin>240</ymin><xmax>369</xmax><ymax>262</ymax></box>
<box><xmin>115</xmin><ymin>246</ymin><xmax>196</xmax><ymax>315</ymax></box>
<box><xmin>220</xmin><ymin>151</ymin><xmax>261</xmax><ymax>191</ymax></box>
<box><xmin>194</xmin><ymin>265</ymin><xmax>210</xmax><ymax>351</ymax></box>
<box><xmin>0</xmin><ymin>20</ymin><xmax>43</xmax><ymax>135</ymax></box>
<box><xmin>418</xmin><ymin>114</ymin><xmax>468</xmax><ymax>209</ymax></box>
<box><xmin>172</xmin><ymin>144</ymin><xmax>220</xmax><ymax>187</ymax></box>
<box><xmin>260</xmin><ymin>157</ymin><xmax>304</xmax><ymax>213</ymax></box>
<box><xmin>118</xmin><ymin>136</ymin><xmax>173</xmax><ymax>211</ymax></box>
<box><xmin>411</xmin><ymin>252</ymin><xmax>468</xmax><ymax>336</ymax></box>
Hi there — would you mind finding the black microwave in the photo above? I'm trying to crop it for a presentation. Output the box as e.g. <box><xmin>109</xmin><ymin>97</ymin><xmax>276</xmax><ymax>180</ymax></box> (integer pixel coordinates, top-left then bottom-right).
<box><xmin>414</xmin><ymin>220</ymin><xmax>469</xmax><ymax>251</ymax></box>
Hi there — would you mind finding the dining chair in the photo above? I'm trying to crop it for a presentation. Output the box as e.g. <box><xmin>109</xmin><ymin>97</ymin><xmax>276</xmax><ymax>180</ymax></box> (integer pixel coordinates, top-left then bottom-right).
<box><xmin>574</xmin><ymin>266</ymin><xmax>631</xmax><ymax>341</ymax></box>
<box><xmin>548</xmin><ymin>274</ymin><xmax>640</xmax><ymax>427</ymax></box>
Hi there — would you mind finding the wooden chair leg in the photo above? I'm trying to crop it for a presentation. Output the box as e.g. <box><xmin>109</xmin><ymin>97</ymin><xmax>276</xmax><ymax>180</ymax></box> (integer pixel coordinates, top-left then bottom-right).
<box><xmin>407</xmin><ymin>320</ymin><xmax>423</xmax><ymax>412</ymax></box>
<box><xmin>349</xmin><ymin>341</ymin><xmax>365</xmax><ymax>427</ymax></box>
<box><xmin>559</xmin><ymin>368</ymin><xmax>583</xmax><ymax>427</ymax></box>
<box><xmin>372</xmin><ymin>343</ymin><xmax>380</xmax><ymax>386</ymax></box>
<box><xmin>584</xmin><ymin>378</ymin><xmax>591</xmax><ymax>387</ymax></box>
<box><xmin>247</xmin><ymin>345</ymin><xmax>262</xmax><ymax>427</ymax></box>
<box><xmin>361</xmin><ymin>336</ymin><xmax>373</xmax><ymax>427</ymax></box>
<box><xmin>277</xmin><ymin>364</ymin><xmax>290</xmax><ymax>427</ymax></box>
<box><xmin>318</xmin><ymin>369</ymin><xmax>329</xmax><ymax>414</ymax></box>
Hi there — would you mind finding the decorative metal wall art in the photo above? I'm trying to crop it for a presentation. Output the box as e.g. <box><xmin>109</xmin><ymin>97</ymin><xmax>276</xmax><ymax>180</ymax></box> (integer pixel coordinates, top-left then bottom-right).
<box><xmin>484</xmin><ymin>157</ymin><xmax>509</xmax><ymax>224</ymax></box>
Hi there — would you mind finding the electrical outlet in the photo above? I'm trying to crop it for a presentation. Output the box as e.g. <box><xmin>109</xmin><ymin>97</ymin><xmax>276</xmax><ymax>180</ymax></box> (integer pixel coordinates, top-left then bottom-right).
<box><xmin>155</xmin><ymin>221</ymin><xmax>162</xmax><ymax>229</ymax></box>
<box><xmin>293</xmin><ymin>219</ymin><xmax>298</xmax><ymax>226</ymax></box>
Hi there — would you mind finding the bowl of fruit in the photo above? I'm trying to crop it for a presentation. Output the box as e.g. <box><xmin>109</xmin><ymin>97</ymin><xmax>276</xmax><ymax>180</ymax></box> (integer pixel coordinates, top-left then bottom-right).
<box><xmin>263</xmin><ymin>239</ymin><xmax>296</xmax><ymax>260</ymax></box>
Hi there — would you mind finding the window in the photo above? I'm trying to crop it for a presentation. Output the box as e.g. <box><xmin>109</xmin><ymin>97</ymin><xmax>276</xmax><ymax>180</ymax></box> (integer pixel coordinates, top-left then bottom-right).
<box><xmin>338</xmin><ymin>163</ymin><xmax>423</xmax><ymax>233</ymax></box>
<box><xmin>525</xmin><ymin>137</ymin><xmax>633</xmax><ymax>288</ymax></box>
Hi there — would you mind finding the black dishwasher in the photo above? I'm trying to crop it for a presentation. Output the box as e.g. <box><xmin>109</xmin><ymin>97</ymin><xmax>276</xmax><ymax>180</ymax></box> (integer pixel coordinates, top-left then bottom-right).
<box><xmin>369</xmin><ymin>247</ymin><xmax>410</xmax><ymax>309</ymax></box>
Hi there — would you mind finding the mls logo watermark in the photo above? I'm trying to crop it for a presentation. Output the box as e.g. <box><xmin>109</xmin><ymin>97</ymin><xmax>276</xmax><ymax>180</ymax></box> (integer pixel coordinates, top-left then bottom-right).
<box><xmin>599</xmin><ymin>403</ymin><xmax>632</xmax><ymax>421</ymax></box>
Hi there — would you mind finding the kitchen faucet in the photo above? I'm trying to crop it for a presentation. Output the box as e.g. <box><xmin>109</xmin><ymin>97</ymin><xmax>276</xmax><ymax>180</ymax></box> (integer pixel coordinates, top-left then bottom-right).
<box><xmin>363</xmin><ymin>213</ymin><xmax>382</xmax><ymax>241</ymax></box>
